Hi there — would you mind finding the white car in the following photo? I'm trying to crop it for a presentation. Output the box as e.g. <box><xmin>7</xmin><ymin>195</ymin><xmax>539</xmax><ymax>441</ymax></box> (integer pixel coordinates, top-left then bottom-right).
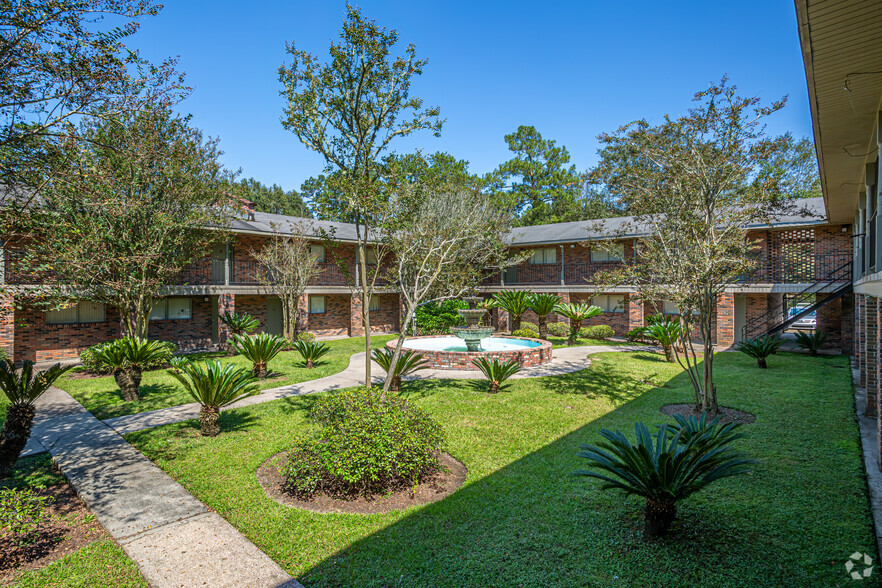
<box><xmin>788</xmin><ymin>304</ymin><xmax>817</xmax><ymax>330</ymax></box>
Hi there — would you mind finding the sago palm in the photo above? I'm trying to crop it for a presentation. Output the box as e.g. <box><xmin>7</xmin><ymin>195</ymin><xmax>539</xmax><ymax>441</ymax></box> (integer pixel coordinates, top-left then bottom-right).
<box><xmin>292</xmin><ymin>340</ymin><xmax>331</xmax><ymax>369</ymax></box>
<box><xmin>472</xmin><ymin>357</ymin><xmax>521</xmax><ymax>393</ymax></box>
<box><xmin>794</xmin><ymin>329</ymin><xmax>827</xmax><ymax>356</ymax></box>
<box><xmin>91</xmin><ymin>337</ymin><xmax>170</xmax><ymax>402</ymax></box>
<box><xmin>219</xmin><ymin>311</ymin><xmax>260</xmax><ymax>356</ymax></box>
<box><xmin>528</xmin><ymin>293</ymin><xmax>561</xmax><ymax>340</ymax></box>
<box><xmin>735</xmin><ymin>334</ymin><xmax>783</xmax><ymax>368</ymax></box>
<box><xmin>574</xmin><ymin>417</ymin><xmax>753</xmax><ymax>538</ymax></box>
<box><xmin>646</xmin><ymin>320</ymin><xmax>682</xmax><ymax>363</ymax></box>
<box><xmin>0</xmin><ymin>360</ymin><xmax>72</xmax><ymax>477</ymax></box>
<box><xmin>491</xmin><ymin>291</ymin><xmax>532</xmax><ymax>333</ymax></box>
<box><xmin>233</xmin><ymin>332</ymin><xmax>286</xmax><ymax>378</ymax></box>
<box><xmin>167</xmin><ymin>359</ymin><xmax>259</xmax><ymax>436</ymax></box>
<box><xmin>372</xmin><ymin>348</ymin><xmax>429</xmax><ymax>391</ymax></box>
<box><xmin>553</xmin><ymin>302</ymin><xmax>603</xmax><ymax>345</ymax></box>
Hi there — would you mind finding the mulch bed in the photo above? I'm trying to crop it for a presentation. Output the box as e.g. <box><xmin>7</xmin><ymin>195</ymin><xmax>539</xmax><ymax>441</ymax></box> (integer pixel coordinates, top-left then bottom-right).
<box><xmin>257</xmin><ymin>452</ymin><xmax>468</xmax><ymax>515</ymax></box>
<box><xmin>660</xmin><ymin>403</ymin><xmax>757</xmax><ymax>425</ymax></box>
<box><xmin>0</xmin><ymin>483</ymin><xmax>108</xmax><ymax>584</ymax></box>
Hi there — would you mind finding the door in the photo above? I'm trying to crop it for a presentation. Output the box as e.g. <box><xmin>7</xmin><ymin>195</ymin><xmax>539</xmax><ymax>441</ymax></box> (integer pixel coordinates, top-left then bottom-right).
<box><xmin>209</xmin><ymin>296</ymin><xmax>219</xmax><ymax>345</ymax></box>
<box><xmin>266</xmin><ymin>297</ymin><xmax>283</xmax><ymax>336</ymax></box>
<box><xmin>733</xmin><ymin>294</ymin><xmax>746</xmax><ymax>343</ymax></box>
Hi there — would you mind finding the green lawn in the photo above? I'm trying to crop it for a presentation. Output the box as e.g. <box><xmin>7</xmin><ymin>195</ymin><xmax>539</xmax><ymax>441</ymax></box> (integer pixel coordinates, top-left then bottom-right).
<box><xmin>548</xmin><ymin>336</ymin><xmax>635</xmax><ymax>349</ymax></box>
<box><xmin>57</xmin><ymin>335</ymin><xmax>397</xmax><ymax>421</ymax></box>
<box><xmin>126</xmin><ymin>351</ymin><xmax>875</xmax><ymax>587</ymax></box>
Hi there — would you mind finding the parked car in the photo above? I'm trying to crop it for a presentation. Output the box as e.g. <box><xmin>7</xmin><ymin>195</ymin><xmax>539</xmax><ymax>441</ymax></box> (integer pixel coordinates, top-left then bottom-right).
<box><xmin>788</xmin><ymin>303</ymin><xmax>817</xmax><ymax>330</ymax></box>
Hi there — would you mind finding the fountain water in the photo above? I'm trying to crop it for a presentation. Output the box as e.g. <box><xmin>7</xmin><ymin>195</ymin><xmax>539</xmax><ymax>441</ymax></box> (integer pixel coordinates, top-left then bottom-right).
<box><xmin>450</xmin><ymin>296</ymin><xmax>494</xmax><ymax>351</ymax></box>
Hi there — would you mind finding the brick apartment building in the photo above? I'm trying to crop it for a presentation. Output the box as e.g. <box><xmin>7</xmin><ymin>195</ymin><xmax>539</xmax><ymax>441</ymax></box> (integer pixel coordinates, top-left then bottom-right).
<box><xmin>0</xmin><ymin>195</ymin><xmax>854</xmax><ymax>364</ymax></box>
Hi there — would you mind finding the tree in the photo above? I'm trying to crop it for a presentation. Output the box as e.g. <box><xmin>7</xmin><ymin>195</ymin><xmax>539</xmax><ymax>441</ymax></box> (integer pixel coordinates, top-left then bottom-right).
<box><xmin>231</xmin><ymin>178</ymin><xmax>310</xmax><ymax>217</ymax></box>
<box><xmin>12</xmin><ymin>103</ymin><xmax>232</xmax><ymax>337</ymax></box>
<box><xmin>382</xmin><ymin>189</ymin><xmax>512</xmax><ymax>392</ymax></box>
<box><xmin>489</xmin><ymin>125</ymin><xmax>584</xmax><ymax>226</ymax></box>
<box><xmin>756</xmin><ymin>133</ymin><xmax>822</xmax><ymax>200</ymax></box>
<box><xmin>589</xmin><ymin>76</ymin><xmax>802</xmax><ymax>413</ymax></box>
<box><xmin>1</xmin><ymin>0</ymin><xmax>183</xmax><ymax>189</ymax></box>
<box><xmin>280</xmin><ymin>4</ymin><xmax>443</xmax><ymax>384</ymax></box>
<box><xmin>251</xmin><ymin>229</ymin><xmax>320</xmax><ymax>341</ymax></box>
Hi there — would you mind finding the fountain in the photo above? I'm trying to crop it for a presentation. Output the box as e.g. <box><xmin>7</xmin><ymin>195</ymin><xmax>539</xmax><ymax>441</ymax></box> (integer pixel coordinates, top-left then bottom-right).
<box><xmin>450</xmin><ymin>296</ymin><xmax>494</xmax><ymax>351</ymax></box>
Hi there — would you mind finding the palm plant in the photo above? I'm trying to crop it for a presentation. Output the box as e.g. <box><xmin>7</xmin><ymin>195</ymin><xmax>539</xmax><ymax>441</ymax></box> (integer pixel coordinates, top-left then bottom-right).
<box><xmin>553</xmin><ymin>302</ymin><xmax>603</xmax><ymax>345</ymax></box>
<box><xmin>219</xmin><ymin>311</ymin><xmax>260</xmax><ymax>356</ymax></box>
<box><xmin>0</xmin><ymin>361</ymin><xmax>73</xmax><ymax>477</ymax></box>
<box><xmin>528</xmin><ymin>293</ymin><xmax>561</xmax><ymax>340</ymax></box>
<box><xmin>90</xmin><ymin>337</ymin><xmax>171</xmax><ymax>401</ymax></box>
<box><xmin>233</xmin><ymin>332</ymin><xmax>286</xmax><ymax>378</ymax></box>
<box><xmin>167</xmin><ymin>360</ymin><xmax>259</xmax><ymax>436</ymax></box>
<box><xmin>575</xmin><ymin>417</ymin><xmax>753</xmax><ymax>538</ymax></box>
<box><xmin>292</xmin><ymin>340</ymin><xmax>331</xmax><ymax>369</ymax></box>
<box><xmin>794</xmin><ymin>329</ymin><xmax>827</xmax><ymax>356</ymax></box>
<box><xmin>371</xmin><ymin>348</ymin><xmax>429</xmax><ymax>391</ymax></box>
<box><xmin>491</xmin><ymin>290</ymin><xmax>532</xmax><ymax>334</ymax></box>
<box><xmin>735</xmin><ymin>334</ymin><xmax>783</xmax><ymax>368</ymax></box>
<box><xmin>646</xmin><ymin>320</ymin><xmax>682</xmax><ymax>363</ymax></box>
<box><xmin>472</xmin><ymin>357</ymin><xmax>521</xmax><ymax>393</ymax></box>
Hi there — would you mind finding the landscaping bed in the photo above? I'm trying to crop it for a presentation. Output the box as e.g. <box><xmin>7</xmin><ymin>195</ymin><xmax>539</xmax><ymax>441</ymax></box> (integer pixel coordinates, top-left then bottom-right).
<box><xmin>126</xmin><ymin>351</ymin><xmax>874</xmax><ymax>586</ymax></box>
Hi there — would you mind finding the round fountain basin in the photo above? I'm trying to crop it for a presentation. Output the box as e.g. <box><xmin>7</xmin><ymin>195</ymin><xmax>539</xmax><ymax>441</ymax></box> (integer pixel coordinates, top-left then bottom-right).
<box><xmin>392</xmin><ymin>335</ymin><xmax>553</xmax><ymax>371</ymax></box>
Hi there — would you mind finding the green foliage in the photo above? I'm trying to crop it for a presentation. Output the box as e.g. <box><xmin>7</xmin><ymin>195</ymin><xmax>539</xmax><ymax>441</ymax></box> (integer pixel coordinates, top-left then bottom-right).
<box><xmin>575</xmin><ymin>415</ymin><xmax>753</xmax><ymax>537</ymax></box>
<box><xmin>166</xmin><ymin>359</ymin><xmax>259</xmax><ymax>409</ymax></box>
<box><xmin>0</xmin><ymin>348</ymin><xmax>7</xmax><ymax>363</ymax></box>
<box><xmin>579</xmin><ymin>325</ymin><xmax>615</xmax><ymax>340</ymax></box>
<box><xmin>219</xmin><ymin>311</ymin><xmax>260</xmax><ymax>336</ymax></box>
<box><xmin>0</xmin><ymin>487</ymin><xmax>52</xmax><ymax>546</ymax></box>
<box><xmin>527</xmin><ymin>293</ymin><xmax>560</xmax><ymax>317</ymax></box>
<box><xmin>81</xmin><ymin>340</ymin><xmax>176</xmax><ymax>374</ymax></box>
<box><xmin>233</xmin><ymin>333</ymin><xmax>287</xmax><ymax>377</ymax></box>
<box><xmin>283</xmin><ymin>387</ymin><xmax>446</xmax><ymax>497</ymax></box>
<box><xmin>371</xmin><ymin>348</ymin><xmax>428</xmax><ymax>391</ymax></box>
<box><xmin>472</xmin><ymin>357</ymin><xmax>521</xmax><ymax>393</ymax></box>
<box><xmin>794</xmin><ymin>330</ymin><xmax>827</xmax><ymax>356</ymax></box>
<box><xmin>295</xmin><ymin>331</ymin><xmax>316</xmax><ymax>343</ymax></box>
<box><xmin>87</xmin><ymin>338</ymin><xmax>175</xmax><ymax>372</ymax></box>
<box><xmin>519</xmin><ymin>321</ymin><xmax>538</xmax><ymax>332</ymax></box>
<box><xmin>554</xmin><ymin>302</ymin><xmax>603</xmax><ymax>344</ymax></box>
<box><xmin>512</xmin><ymin>328</ymin><xmax>539</xmax><ymax>339</ymax></box>
<box><xmin>492</xmin><ymin>291</ymin><xmax>531</xmax><ymax>332</ymax></box>
<box><xmin>292</xmin><ymin>340</ymin><xmax>331</xmax><ymax>368</ymax></box>
<box><xmin>231</xmin><ymin>177</ymin><xmax>311</xmax><ymax>217</ymax></box>
<box><xmin>626</xmin><ymin>327</ymin><xmax>650</xmax><ymax>342</ymax></box>
<box><xmin>546</xmin><ymin>322</ymin><xmax>570</xmax><ymax>337</ymax></box>
<box><xmin>0</xmin><ymin>360</ymin><xmax>73</xmax><ymax>406</ymax></box>
<box><xmin>414</xmin><ymin>300</ymin><xmax>466</xmax><ymax>335</ymax></box>
<box><xmin>735</xmin><ymin>335</ymin><xmax>784</xmax><ymax>368</ymax></box>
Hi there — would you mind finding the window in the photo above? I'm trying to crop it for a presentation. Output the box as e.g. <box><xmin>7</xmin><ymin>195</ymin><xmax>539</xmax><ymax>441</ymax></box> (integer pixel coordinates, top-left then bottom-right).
<box><xmin>368</xmin><ymin>296</ymin><xmax>380</xmax><ymax>312</ymax></box>
<box><xmin>591</xmin><ymin>243</ymin><xmax>624</xmax><ymax>262</ymax></box>
<box><xmin>150</xmin><ymin>298</ymin><xmax>192</xmax><ymax>321</ymax></box>
<box><xmin>310</xmin><ymin>245</ymin><xmax>326</xmax><ymax>263</ymax></box>
<box><xmin>47</xmin><ymin>301</ymin><xmax>106</xmax><ymax>325</ymax></box>
<box><xmin>592</xmin><ymin>294</ymin><xmax>624</xmax><ymax>313</ymax></box>
<box><xmin>528</xmin><ymin>247</ymin><xmax>557</xmax><ymax>265</ymax></box>
<box><xmin>309</xmin><ymin>295</ymin><xmax>326</xmax><ymax>314</ymax></box>
<box><xmin>662</xmin><ymin>300</ymin><xmax>699</xmax><ymax>315</ymax></box>
<box><xmin>356</xmin><ymin>248</ymin><xmax>378</xmax><ymax>265</ymax></box>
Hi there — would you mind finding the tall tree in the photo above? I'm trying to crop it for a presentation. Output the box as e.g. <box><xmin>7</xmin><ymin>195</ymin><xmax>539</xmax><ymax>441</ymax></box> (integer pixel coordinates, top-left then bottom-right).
<box><xmin>279</xmin><ymin>3</ymin><xmax>443</xmax><ymax>384</ymax></box>
<box><xmin>232</xmin><ymin>177</ymin><xmax>310</xmax><ymax>217</ymax></box>
<box><xmin>12</xmin><ymin>103</ymin><xmax>232</xmax><ymax>337</ymax></box>
<box><xmin>756</xmin><ymin>133</ymin><xmax>822</xmax><ymax>200</ymax></box>
<box><xmin>490</xmin><ymin>125</ymin><xmax>584</xmax><ymax>226</ymax></box>
<box><xmin>590</xmin><ymin>77</ymin><xmax>801</xmax><ymax>414</ymax></box>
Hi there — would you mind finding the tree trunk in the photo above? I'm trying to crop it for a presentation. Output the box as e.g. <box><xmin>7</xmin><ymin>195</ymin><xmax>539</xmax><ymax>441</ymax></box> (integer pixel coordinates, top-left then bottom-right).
<box><xmin>306</xmin><ymin>358</ymin><xmax>314</xmax><ymax>369</ymax></box>
<box><xmin>757</xmin><ymin>357</ymin><xmax>767</xmax><ymax>369</ymax></box>
<box><xmin>538</xmin><ymin>315</ymin><xmax>548</xmax><ymax>340</ymax></box>
<box><xmin>663</xmin><ymin>344</ymin><xmax>676</xmax><ymax>363</ymax></box>
<box><xmin>511</xmin><ymin>315</ymin><xmax>521</xmax><ymax>334</ymax></box>
<box><xmin>383</xmin><ymin>306</ymin><xmax>416</xmax><ymax>394</ymax></box>
<box><xmin>644</xmin><ymin>497</ymin><xmax>676</xmax><ymax>538</ymax></box>
<box><xmin>253</xmin><ymin>362</ymin><xmax>267</xmax><ymax>379</ymax></box>
<box><xmin>114</xmin><ymin>367</ymin><xmax>142</xmax><ymax>402</ymax></box>
<box><xmin>225</xmin><ymin>340</ymin><xmax>237</xmax><ymax>357</ymax></box>
<box><xmin>568</xmin><ymin>320</ymin><xmax>582</xmax><ymax>345</ymax></box>
<box><xmin>488</xmin><ymin>381</ymin><xmax>500</xmax><ymax>394</ymax></box>
<box><xmin>0</xmin><ymin>404</ymin><xmax>36</xmax><ymax>478</ymax></box>
<box><xmin>199</xmin><ymin>405</ymin><xmax>220</xmax><ymax>437</ymax></box>
<box><xmin>390</xmin><ymin>374</ymin><xmax>401</xmax><ymax>392</ymax></box>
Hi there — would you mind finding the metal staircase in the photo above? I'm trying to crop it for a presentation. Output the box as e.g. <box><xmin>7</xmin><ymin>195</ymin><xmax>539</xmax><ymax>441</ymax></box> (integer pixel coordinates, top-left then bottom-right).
<box><xmin>740</xmin><ymin>260</ymin><xmax>853</xmax><ymax>340</ymax></box>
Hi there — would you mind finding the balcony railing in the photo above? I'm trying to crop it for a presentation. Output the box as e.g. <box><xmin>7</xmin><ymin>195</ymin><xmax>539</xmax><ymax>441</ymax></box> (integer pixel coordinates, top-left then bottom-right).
<box><xmin>230</xmin><ymin>260</ymin><xmax>352</xmax><ymax>286</ymax></box>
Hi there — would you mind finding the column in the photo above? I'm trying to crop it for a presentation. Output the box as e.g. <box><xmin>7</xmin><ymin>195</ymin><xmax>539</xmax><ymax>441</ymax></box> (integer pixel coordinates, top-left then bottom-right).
<box><xmin>627</xmin><ymin>293</ymin><xmax>644</xmax><ymax>331</ymax></box>
<box><xmin>217</xmin><ymin>294</ymin><xmax>235</xmax><ymax>347</ymax></box>
<box><xmin>715</xmin><ymin>293</ymin><xmax>735</xmax><ymax>347</ymax></box>
<box><xmin>860</xmin><ymin>294</ymin><xmax>868</xmax><ymax>389</ymax></box>
<box><xmin>867</xmin><ymin>297</ymin><xmax>878</xmax><ymax>418</ymax></box>
<box><xmin>349</xmin><ymin>294</ymin><xmax>364</xmax><ymax>336</ymax></box>
<box><xmin>0</xmin><ymin>293</ymin><xmax>15</xmax><ymax>362</ymax></box>
<box><xmin>296</xmin><ymin>294</ymin><xmax>309</xmax><ymax>335</ymax></box>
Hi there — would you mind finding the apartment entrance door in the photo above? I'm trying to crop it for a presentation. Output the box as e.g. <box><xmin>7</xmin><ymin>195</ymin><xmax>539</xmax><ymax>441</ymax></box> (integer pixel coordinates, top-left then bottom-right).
<box><xmin>266</xmin><ymin>297</ymin><xmax>283</xmax><ymax>336</ymax></box>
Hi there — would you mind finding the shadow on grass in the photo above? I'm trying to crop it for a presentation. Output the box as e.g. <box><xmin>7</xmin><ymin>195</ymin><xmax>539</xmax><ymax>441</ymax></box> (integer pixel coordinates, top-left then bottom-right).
<box><xmin>135</xmin><ymin>383</ymin><xmax>178</xmax><ymax>401</ymax></box>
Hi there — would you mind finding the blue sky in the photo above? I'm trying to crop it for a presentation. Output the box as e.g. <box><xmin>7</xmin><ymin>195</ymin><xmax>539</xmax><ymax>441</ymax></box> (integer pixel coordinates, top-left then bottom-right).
<box><xmin>132</xmin><ymin>1</ymin><xmax>812</xmax><ymax>192</ymax></box>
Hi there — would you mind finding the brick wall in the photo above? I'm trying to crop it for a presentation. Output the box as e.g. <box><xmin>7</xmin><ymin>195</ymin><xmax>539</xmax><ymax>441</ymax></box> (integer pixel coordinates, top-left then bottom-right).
<box><xmin>307</xmin><ymin>294</ymin><xmax>350</xmax><ymax>337</ymax></box>
<box><xmin>866</xmin><ymin>296</ymin><xmax>878</xmax><ymax>418</ymax></box>
<box><xmin>0</xmin><ymin>294</ymin><xmax>14</xmax><ymax>360</ymax></box>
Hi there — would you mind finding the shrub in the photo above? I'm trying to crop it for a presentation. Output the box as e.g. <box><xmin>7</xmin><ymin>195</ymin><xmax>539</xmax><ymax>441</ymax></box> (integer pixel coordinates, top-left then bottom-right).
<box><xmin>0</xmin><ymin>487</ymin><xmax>52</xmax><ymax>545</ymax></box>
<box><xmin>283</xmin><ymin>387</ymin><xmax>446</xmax><ymax>497</ymax></box>
<box><xmin>414</xmin><ymin>299</ymin><xmax>466</xmax><ymax>335</ymax></box>
<box><xmin>167</xmin><ymin>359</ymin><xmax>259</xmax><ymax>436</ymax></box>
<box><xmin>233</xmin><ymin>332</ymin><xmax>287</xmax><ymax>378</ymax></box>
<box><xmin>574</xmin><ymin>415</ymin><xmax>753</xmax><ymax>538</ymax></box>
<box><xmin>554</xmin><ymin>302</ymin><xmax>603</xmax><ymax>345</ymax></box>
<box><xmin>626</xmin><ymin>327</ymin><xmax>649</xmax><ymax>342</ymax></box>
<box><xmin>579</xmin><ymin>325</ymin><xmax>615</xmax><ymax>340</ymax></box>
<box><xmin>735</xmin><ymin>334</ymin><xmax>784</xmax><ymax>368</ymax></box>
<box><xmin>219</xmin><ymin>311</ymin><xmax>260</xmax><ymax>355</ymax></box>
<box><xmin>519</xmin><ymin>321</ymin><xmax>538</xmax><ymax>333</ymax></box>
<box><xmin>547</xmin><ymin>322</ymin><xmax>570</xmax><ymax>337</ymax></box>
<box><xmin>89</xmin><ymin>338</ymin><xmax>172</xmax><ymax>401</ymax></box>
<box><xmin>527</xmin><ymin>293</ymin><xmax>561</xmax><ymax>340</ymax></box>
<box><xmin>371</xmin><ymin>348</ymin><xmax>429</xmax><ymax>391</ymax></box>
<box><xmin>794</xmin><ymin>330</ymin><xmax>827</xmax><ymax>356</ymax></box>
<box><xmin>492</xmin><ymin>291</ymin><xmax>531</xmax><ymax>333</ymax></box>
<box><xmin>512</xmin><ymin>328</ymin><xmax>539</xmax><ymax>339</ymax></box>
<box><xmin>646</xmin><ymin>321</ymin><xmax>682</xmax><ymax>363</ymax></box>
<box><xmin>295</xmin><ymin>331</ymin><xmax>316</xmax><ymax>343</ymax></box>
<box><xmin>472</xmin><ymin>357</ymin><xmax>521</xmax><ymax>393</ymax></box>
<box><xmin>292</xmin><ymin>340</ymin><xmax>330</xmax><ymax>369</ymax></box>
<box><xmin>0</xmin><ymin>348</ymin><xmax>7</xmax><ymax>363</ymax></box>
<box><xmin>81</xmin><ymin>340</ymin><xmax>176</xmax><ymax>374</ymax></box>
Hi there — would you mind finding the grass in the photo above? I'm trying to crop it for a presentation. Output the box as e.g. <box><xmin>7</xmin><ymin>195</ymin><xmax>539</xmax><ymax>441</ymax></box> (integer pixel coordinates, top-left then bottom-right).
<box><xmin>56</xmin><ymin>335</ymin><xmax>397</xmax><ymax>421</ymax></box>
<box><xmin>126</xmin><ymin>350</ymin><xmax>875</xmax><ymax>587</ymax></box>
<box><xmin>547</xmin><ymin>336</ymin><xmax>634</xmax><ymax>348</ymax></box>
<box><xmin>3</xmin><ymin>455</ymin><xmax>147</xmax><ymax>587</ymax></box>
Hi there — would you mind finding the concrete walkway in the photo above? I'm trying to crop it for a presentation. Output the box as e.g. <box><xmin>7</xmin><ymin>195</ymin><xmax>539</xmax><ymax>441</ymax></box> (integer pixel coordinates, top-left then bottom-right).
<box><xmin>29</xmin><ymin>386</ymin><xmax>302</xmax><ymax>588</ymax></box>
<box><xmin>105</xmin><ymin>344</ymin><xmax>652</xmax><ymax>435</ymax></box>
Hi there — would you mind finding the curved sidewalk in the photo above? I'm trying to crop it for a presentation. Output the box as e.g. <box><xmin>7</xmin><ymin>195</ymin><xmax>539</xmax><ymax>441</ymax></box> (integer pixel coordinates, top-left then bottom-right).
<box><xmin>105</xmin><ymin>343</ymin><xmax>652</xmax><ymax>435</ymax></box>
